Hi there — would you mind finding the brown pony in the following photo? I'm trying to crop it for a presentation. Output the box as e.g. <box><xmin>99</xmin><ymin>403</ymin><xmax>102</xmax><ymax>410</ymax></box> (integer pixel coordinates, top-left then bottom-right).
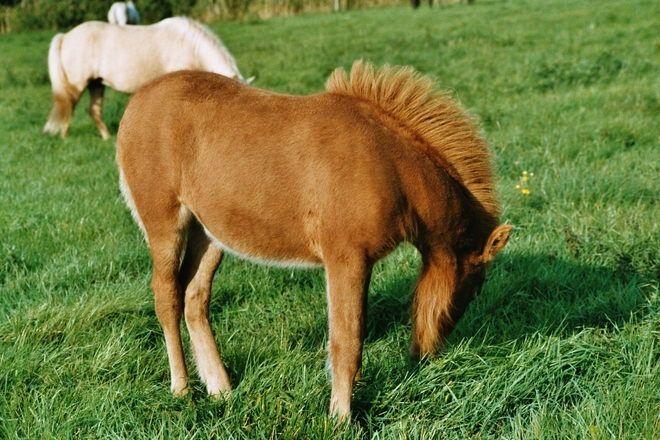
<box><xmin>116</xmin><ymin>61</ymin><xmax>512</xmax><ymax>420</ymax></box>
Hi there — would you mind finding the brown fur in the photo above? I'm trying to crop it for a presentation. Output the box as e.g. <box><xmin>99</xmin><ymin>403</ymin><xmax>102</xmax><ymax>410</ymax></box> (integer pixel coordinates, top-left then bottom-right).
<box><xmin>116</xmin><ymin>61</ymin><xmax>512</xmax><ymax>420</ymax></box>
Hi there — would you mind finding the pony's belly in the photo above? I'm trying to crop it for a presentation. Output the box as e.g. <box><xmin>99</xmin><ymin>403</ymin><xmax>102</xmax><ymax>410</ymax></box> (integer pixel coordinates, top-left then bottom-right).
<box><xmin>201</xmin><ymin>224</ymin><xmax>323</xmax><ymax>269</ymax></box>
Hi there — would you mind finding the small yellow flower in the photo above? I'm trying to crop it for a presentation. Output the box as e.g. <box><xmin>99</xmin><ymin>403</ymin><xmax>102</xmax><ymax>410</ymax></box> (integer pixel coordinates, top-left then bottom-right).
<box><xmin>516</xmin><ymin>170</ymin><xmax>533</xmax><ymax>195</ymax></box>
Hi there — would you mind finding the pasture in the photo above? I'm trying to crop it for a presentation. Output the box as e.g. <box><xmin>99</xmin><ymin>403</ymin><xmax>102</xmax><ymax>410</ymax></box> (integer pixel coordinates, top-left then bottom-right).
<box><xmin>1</xmin><ymin>0</ymin><xmax>659</xmax><ymax>437</ymax></box>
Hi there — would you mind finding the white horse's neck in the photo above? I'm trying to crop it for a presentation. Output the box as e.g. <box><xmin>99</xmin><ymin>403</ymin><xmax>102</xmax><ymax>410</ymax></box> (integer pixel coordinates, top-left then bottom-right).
<box><xmin>202</xmin><ymin>55</ymin><xmax>241</xmax><ymax>80</ymax></box>
<box><xmin>179</xmin><ymin>19</ymin><xmax>244</xmax><ymax>82</ymax></box>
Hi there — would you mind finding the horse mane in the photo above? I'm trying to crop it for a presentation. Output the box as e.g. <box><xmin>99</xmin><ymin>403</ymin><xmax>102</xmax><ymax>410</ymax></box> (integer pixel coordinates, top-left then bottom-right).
<box><xmin>326</xmin><ymin>60</ymin><xmax>501</xmax><ymax>223</ymax></box>
<box><xmin>161</xmin><ymin>17</ymin><xmax>238</xmax><ymax>70</ymax></box>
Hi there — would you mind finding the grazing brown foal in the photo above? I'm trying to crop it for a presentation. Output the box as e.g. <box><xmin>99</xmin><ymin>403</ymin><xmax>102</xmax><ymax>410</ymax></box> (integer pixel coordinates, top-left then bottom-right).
<box><xmin>116</xmin><ymin>61</ymin><xmax>511</xmax><ymax>420</ymax></box>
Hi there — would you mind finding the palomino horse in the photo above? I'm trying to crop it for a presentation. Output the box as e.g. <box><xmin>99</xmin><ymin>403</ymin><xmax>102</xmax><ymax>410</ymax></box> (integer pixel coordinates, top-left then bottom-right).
<box><xmin>116</xmin><ymin>61</ymin><xmax>512</xmax><ymax>419</ymax></box>
<box><xmin>108</xmin><ymin>1</ymin><xmax>140</xmax><ymax>25</ymax></box>
<box><xmin>42</xmin><ymin>17</ymin><xmax>252</xmax><ymax>140</ymax></box>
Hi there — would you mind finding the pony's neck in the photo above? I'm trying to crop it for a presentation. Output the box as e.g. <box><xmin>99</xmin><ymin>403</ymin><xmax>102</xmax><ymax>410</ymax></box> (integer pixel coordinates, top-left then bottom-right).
<box><xmin>404</xmin><ymin>157</ymin><xmax>498</xmax><ymax>254</ymax></box>
<box><xmin>326</xmin><ymin>61</ymin><xmax>501</xmax><ymax>222</ymax></box>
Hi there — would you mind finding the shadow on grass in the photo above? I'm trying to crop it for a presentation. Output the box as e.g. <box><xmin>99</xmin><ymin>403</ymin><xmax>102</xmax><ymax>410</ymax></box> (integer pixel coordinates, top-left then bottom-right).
<box><xmin>365</xmin><ymin>250</ymin><xmax>652</xmax><ymax>347</ymax></box>
<box><xmin>350</xmin><ymin>250</ymin><xmax>653</xmax><ymax>424</ymax></box>
<box><xmin>457</xmin><ymin>252</ymin><xmax>653</xmax><ymax>342</ymax></box>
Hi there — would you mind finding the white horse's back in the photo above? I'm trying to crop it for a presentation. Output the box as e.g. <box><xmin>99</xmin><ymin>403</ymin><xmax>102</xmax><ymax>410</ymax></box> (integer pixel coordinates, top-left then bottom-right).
<box><xmin>59</xmin><ymin>18</ymin><xmax>246</xmax><ymax>92</ymax></box>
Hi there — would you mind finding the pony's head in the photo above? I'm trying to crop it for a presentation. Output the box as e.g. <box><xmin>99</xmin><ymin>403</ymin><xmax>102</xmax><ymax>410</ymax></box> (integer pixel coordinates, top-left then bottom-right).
<box><xmin>411</xmin><ymin>224</ymin><xmax>512</xmax><ymax>359</ymax></box>
<box><xmin>454</xmin><ymin>223</ymin><xmax>513</xmax><ymax>307</ymax></box>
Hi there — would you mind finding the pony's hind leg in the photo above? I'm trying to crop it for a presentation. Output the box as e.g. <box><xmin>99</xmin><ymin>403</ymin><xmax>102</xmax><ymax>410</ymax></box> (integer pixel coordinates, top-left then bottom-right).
<box><xmin>87</xmin><ymin>80</ymin><xmax>111</xmax><ymax>140</ymax></box>
<box><xmin>179</xmin><ymin>219</ymin><xmax>232</xmax><ymax>397</ymax></box>
<box><xmin>146</xmin><ymin>205</ymin><xmax>192</xmax><ymax>396</ymax></box>
<box><xmin>324</xmin><ymin>251</ymin><xmax>373</xmax><ymax>420</ymax></box>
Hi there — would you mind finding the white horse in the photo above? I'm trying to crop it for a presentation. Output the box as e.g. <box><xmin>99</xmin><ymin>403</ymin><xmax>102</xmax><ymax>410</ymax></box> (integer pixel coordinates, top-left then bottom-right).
<box><xmin>108</xmin><ymin>1</ymin><xmax>140</xmax><ymax>25</ymax></box>
<box><xmin>43</xmin><ymin>17</ymin><xmax>253</xmax><ymax>139</ymax></box>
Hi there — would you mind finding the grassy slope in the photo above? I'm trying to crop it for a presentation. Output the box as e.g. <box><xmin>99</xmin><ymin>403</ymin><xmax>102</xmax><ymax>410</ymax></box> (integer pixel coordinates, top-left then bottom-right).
<box><xmin>1</xmin><ymin>0</ymin><xmax>659</xmax><ymax>437</ymax></box>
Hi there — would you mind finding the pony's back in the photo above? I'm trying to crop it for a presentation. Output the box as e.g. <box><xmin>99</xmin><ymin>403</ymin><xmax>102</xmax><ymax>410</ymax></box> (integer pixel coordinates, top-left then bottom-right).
<box><xmin>44</xmin><ymin>17</ymin><xmax>249</xmax><ymax>139</ymax></box>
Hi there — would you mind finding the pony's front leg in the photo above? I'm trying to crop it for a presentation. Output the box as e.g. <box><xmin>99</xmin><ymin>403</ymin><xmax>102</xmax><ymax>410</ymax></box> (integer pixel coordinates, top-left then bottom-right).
<box><xmin>180</xmin><ymin>221</ymin><xmax>232</xmax><ymax>397</ymax></box>
<box><xmin>87</xmin><ymin>80</ymin><xmax>111</xmax><ymax>140</ymax></box>
<box><xmin>325</xmin><ymin>254</ymin><xmax>372</xmax><ymax>421</ymax></box>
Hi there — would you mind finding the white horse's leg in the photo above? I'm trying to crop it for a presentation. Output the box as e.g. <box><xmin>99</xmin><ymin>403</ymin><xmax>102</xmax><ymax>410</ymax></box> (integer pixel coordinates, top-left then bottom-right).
<box><xmin>325</xmin><ymin>251</ymin><xmax>372</xmax><ymax>421</ymax></box>
<box><xmin>87</xmin><ymin>80</ymin><xmax>111</xmax><ymax>140</ymax></box>
<box><xmin>43</xmin><ymin>91</ymin><xmax>80</xmax><ymax>138</ymax></box>
<box><xmin>180</xmin><ymin>220</ymin><xmax>232</xmax><ymax>397</ymax></box>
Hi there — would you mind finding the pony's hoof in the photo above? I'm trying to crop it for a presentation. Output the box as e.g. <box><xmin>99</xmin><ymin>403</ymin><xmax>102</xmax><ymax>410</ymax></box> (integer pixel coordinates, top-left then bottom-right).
<box><xmin>171</xmin><ymin>379</ymin><xmax>189</xmax><ymax>397</ymax></box>
<box><xmin>329</xmin><ymin>408</ymin><xmax>351</xmax><ymax>423</ymax></box>
<box><xmin>329</xmin><ymin>398</ymin><xmax>351</xmax><ymax>423</ymax></box>
<box><xmin>209</xmin><ymin>389</ymin><xmax>232</xmax><ymax>402</ymax></box>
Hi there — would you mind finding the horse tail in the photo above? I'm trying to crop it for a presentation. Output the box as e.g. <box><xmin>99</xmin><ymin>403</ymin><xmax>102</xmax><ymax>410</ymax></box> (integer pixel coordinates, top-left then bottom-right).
<box><xmin>43</xmin><ymin>33</ymin><xmax>79</xmax><ymax>137</ymax></box>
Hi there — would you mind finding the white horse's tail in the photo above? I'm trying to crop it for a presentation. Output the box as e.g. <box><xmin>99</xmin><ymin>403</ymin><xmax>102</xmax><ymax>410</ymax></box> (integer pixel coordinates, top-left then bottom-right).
<box><xmin>43</xmin><ymin>33</ymin><xmax>78</xmax><ymax>137</ymax></box>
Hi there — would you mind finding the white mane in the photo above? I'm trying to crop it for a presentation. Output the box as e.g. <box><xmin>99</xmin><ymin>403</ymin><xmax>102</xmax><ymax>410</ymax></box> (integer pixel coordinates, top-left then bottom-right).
<box><xmin>158</xmin><ymin>17</ymin><xmax>243</xmax><ymax>81</ymax></box>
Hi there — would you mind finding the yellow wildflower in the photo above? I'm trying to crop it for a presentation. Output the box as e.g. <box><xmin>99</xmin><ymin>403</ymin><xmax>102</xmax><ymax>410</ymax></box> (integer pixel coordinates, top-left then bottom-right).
<box><xmin>516</xmin><ymin>170</ymin><xmax>533</xmax><ymax>195</ymax></box>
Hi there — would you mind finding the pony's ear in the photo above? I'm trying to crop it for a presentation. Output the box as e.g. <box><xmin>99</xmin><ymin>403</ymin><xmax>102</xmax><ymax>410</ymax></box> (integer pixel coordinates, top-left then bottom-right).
<box><xmin>482</xmin><ymin>225</ymin><xmax>513</xmax><ymax>263</ymax></box>
<box><xmin>245</xmin><ymin>76</ymin><xmax>255</xmax><ymax>85</ymax></box>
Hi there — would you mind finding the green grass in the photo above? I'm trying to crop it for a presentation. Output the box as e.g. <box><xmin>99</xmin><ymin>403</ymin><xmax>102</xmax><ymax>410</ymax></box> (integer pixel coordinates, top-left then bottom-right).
<box><xmin>1</xmin><ymin>0</ymin><xmax>660</xmax><ymax>437</ymax></box>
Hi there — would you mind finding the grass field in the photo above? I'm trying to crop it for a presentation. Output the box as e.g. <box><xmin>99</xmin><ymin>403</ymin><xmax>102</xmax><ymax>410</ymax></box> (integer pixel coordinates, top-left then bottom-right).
<box><xmin>1</xmin><ymin>0</ymin><xmax>659</xmax><ymax>437</ymax></box>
